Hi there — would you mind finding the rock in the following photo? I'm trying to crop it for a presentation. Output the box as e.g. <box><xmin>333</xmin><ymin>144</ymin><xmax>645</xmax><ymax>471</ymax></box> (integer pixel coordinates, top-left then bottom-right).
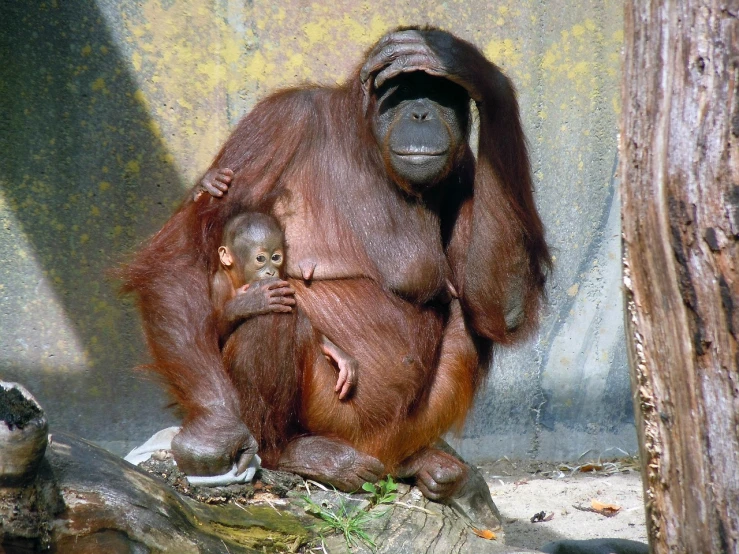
<box><xmin>0</xmin><ymin>382</ymin><xmax>49</xmax><ymax>486</ymax></box>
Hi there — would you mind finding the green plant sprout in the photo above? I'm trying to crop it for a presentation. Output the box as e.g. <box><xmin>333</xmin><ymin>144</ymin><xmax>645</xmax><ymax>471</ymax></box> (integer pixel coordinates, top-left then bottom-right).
<box><xmin>302</xmin><ymin>494</ymin><xmax>379</xmax><ymax>551</ymax></box>
<box><xmin>361</xmin><ymin>475</ymin><xmax>398</xmax><ymax>507</ymax></box>
<box><xmin>301</xmin><ymin>477</ymin><xmax>399</xmax><ymax>551</ymax></box>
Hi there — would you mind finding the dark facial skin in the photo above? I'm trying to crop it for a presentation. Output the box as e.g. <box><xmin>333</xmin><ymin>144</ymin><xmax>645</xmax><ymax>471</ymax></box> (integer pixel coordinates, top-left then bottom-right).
<box><xmin>372</xmin><ymin>72</ymin><xmax>469</xmax><ymax>192</ymax></box>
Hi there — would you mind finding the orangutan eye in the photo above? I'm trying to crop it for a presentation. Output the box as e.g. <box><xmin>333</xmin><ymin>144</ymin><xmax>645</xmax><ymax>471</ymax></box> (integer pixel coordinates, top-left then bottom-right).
<box><xmin>256</xmin><ymin>254</ymin><xmax>267</xmax><ymax>263</ymax></box>
<box><xmin>272</xmin><ymin>254</ymin><xmax>282</xmax><ymax>263</ymax></box>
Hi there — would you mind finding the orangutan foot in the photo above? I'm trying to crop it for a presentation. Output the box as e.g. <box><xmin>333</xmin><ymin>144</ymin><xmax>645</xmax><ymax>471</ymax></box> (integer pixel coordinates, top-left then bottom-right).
<box><xmin>277</xmin><ymin>435</ymin><xmax>385</xmax><ymax>492</ymax></box>
<box><xmin>397</xmin><ymin>445</ymin><xmax>502</xmax><ymax>532</ymax></box>
<box><xmin>396</xmin><ymin>447</ymin><xmax>466</xmax><ymax>500</ymax></box>
<box><xmin>447</xmin><ymin>463</ymin><xmax>503</xmax><ymax>532</ymax></box>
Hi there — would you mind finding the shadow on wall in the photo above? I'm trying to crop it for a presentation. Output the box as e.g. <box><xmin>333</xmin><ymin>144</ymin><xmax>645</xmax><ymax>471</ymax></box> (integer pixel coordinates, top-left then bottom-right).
<box><xmin>0</xmin><ymin>1</ymin><xmax>184</xmax><ymax>450</ymax></box>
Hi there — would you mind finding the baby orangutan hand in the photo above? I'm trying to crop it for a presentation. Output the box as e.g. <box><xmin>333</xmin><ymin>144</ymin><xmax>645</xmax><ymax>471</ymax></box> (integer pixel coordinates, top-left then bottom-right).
<box><xmin>224</xmin><ymin>278</ymin><xmax>296</xmax><ymax>322</ymax></box>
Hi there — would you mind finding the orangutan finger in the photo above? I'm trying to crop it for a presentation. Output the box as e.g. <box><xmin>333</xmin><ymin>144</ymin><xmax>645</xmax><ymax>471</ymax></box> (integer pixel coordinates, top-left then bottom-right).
<box><xmin>269</xmin><ymin>295</ymin><xmax>296</xmax><ymax>306</ymax></box>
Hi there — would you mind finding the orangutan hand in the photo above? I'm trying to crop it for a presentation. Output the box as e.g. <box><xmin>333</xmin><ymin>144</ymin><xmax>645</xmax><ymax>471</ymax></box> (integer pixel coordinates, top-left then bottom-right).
<box><xmin>171</xmin><ymin>411</ymin><xmax>257</xmax><ymax>477</ymax></box>
<box><xmin>193</xmin><ymin>167</ymin><xmax>233</xmax><ymax>200</ymax></box>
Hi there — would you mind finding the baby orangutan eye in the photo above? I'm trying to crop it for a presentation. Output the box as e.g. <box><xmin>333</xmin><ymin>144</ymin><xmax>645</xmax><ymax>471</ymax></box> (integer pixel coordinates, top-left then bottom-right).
<box><xmin>256</xmin><ymin>254</ymin><xmax>267</xmax><ymax>263</ymax></box>
<box><xmin>272</xmin><ymin>254</ymin><xmax>282</xmax><ymax>263</ymax></box>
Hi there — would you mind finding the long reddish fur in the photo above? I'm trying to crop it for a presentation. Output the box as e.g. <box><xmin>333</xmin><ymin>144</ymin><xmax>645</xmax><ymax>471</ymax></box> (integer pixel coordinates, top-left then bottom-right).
<box><xmin>121</xmin><ymin>28</ymin><xmax>550</xmax><ymax>471</ymax></box>
<box><xmin>223</xmin><ymin>309</ymin><xmax>316</xmax><ymax>467</ymax></box>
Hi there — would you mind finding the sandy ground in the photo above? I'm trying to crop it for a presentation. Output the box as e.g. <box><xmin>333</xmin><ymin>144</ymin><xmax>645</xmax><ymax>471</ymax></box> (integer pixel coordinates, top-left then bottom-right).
<box><xmin>478</xmin><ymin>459</ymin><xmax>648</xmax><ymax>551</ymax></box>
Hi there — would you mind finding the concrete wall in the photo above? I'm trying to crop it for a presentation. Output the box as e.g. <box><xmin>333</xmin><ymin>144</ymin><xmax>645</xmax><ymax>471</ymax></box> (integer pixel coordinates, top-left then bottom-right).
<box><xmin>0</xmin><ymin>0</ymin><xmax>633</xmax><ymax>461</ymax></box>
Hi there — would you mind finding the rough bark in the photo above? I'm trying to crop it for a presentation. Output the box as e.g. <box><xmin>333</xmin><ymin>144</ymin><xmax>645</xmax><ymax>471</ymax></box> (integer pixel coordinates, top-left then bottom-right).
<box><xmin>1</xmin><ymin>432</ymin><xmax>309</xmax><ymax>553</ymax></box>
<box><xmin>621</xmin><ymin>1</ymin><xmax>739</xmax><ymax>553</ymax></box>
<box><xmin>310</xmin><ymin>486</ymin><xmax>534</xmax><ymax>554</ymax></box>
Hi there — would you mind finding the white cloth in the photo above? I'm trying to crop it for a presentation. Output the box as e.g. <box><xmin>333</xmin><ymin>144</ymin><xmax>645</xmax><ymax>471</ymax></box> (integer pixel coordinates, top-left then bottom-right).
<box><xmin>124</xmin><ymin>426</ymin><xmax>181</xmax><ymax>465</ymax></box>
<box><xmin>124</xmin><ymin>426</ymin><xmax>261</xmax><ymax>486</ymax></box>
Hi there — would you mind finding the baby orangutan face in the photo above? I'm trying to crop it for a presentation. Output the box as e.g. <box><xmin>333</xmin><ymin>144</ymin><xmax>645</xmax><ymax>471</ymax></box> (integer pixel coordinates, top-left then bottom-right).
<box><xmin>218</xmin><ymin>224</ymin><xmax>285</xmax><ymax>285</ymax></box>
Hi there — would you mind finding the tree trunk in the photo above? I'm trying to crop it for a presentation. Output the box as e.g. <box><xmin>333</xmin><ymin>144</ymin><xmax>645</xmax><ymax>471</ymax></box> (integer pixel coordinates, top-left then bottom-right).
<box><xmin>621</xmin><ymin>1</ymin><xmax>739</xmax><ymax>553</ymax></box>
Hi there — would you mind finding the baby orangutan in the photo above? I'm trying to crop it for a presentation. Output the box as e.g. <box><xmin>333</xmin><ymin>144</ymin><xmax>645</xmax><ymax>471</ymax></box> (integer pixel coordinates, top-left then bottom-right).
<box><xmin>210</xmin><ymin>212</ymin><xmax>358</xmax><ymax>465</ymax></box>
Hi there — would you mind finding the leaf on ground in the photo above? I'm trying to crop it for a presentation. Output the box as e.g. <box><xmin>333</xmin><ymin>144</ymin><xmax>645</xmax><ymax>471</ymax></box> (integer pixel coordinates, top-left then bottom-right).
<box><xmin>472</xmin><ymin>528</ymin><xmax>497</xmax><ymax>540</ymax></box>
<box><xmin>361</xmin><ymin>482</ymin><xmax>376</xmax><ymax>494</ymax></box>
<box><xmin>591</xmin><ymin>499</ymin><xmax>621</xmax><ymax>517</ymax></box>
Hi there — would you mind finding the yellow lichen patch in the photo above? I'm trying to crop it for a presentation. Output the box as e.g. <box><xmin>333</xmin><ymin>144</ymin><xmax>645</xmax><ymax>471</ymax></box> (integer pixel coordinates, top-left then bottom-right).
<box><xmin>612</xmin><ymin>94</ymin><xmax>621</xmax><ymax>116</ymax></box>
<box><xmin>367</xmin><ymin>15</ymin><xmax>388</xmax><ymax>43</ymax></box>
<box><xmin>91</xmin><ymin>77</ymin><xmax>108</xmax><ymax>93</ymax></box>
<box><xmin>247</xmin><ymin>2</ymin><xmax>395</xmax><ymax>90</ymax></box>
<box><xmin>125</xmin><ymin>160</ymin><xmax>140</xmax><ymax>174</ymax></box>
<box><xmin>119</xmin><ymin>0</ymin><xmax>245</xmax><ymax>183</ymax></box>
<box><xmin>485</xmin><ymin>38</ymin><xmax>522</xmax><ymax>72</ymax></box>
<box><xmin>176</xmin><ymin>98</ymin><xmax>193</xmax><ymax>110</ymax></box>
<box><xmin>196</xmin><ymin>60</ymin><xmax>228</xmax><ymax>92</ymax></box>
<box><xmin>147</xmin><ymin>119</ymin><xmax>162</xmax><ymax>139</ymax></box>
<box><xmin>539</xmin><ymin>18</ymin><xmax>621</xmax><ymax>101</ymax></box>
<box><xmin>220</xmin><ymin>38</ymin><xmax>241</xmax><ymax>65</ymax></box>
<box><xmin>287</xmin><ymin>53</ymin><xmax>304</xmax><ymax>71</ymax></box>
<box><xmin>303</xmin><ymin>20</ymin><xmax>329</xmax><ymax>46</ymax></box>
<box><xmin>132</xmin><ymin>89</ymin><xmax>148</xmax><ymax>107</ymax></box>
<box><xmin>245</xmin><ymin>50</ymin><xmax>267</xmax><ymax>79</ymax></box>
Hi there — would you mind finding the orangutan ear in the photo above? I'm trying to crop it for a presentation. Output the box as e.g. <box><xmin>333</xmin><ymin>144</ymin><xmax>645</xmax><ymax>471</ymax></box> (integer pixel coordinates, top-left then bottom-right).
<box><xmin>218</xmin><ymin>246</ymin><xmax>233</xmax><ymax>268</ymax></box>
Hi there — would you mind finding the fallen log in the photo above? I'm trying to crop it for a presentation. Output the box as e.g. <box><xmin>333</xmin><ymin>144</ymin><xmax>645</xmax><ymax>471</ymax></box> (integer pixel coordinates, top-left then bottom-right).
<box><xmin>0</xmin><ymin>381</ymin><xmax>536</xmax><ymax>553</ymax></box>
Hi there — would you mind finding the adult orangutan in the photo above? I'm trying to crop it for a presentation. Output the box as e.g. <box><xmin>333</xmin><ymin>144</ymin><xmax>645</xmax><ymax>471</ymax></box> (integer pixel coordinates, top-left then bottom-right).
<box><xmin>123</xmin><ymin>27</ymin><xmax>549</xmax><ymax>525</ymax></box>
